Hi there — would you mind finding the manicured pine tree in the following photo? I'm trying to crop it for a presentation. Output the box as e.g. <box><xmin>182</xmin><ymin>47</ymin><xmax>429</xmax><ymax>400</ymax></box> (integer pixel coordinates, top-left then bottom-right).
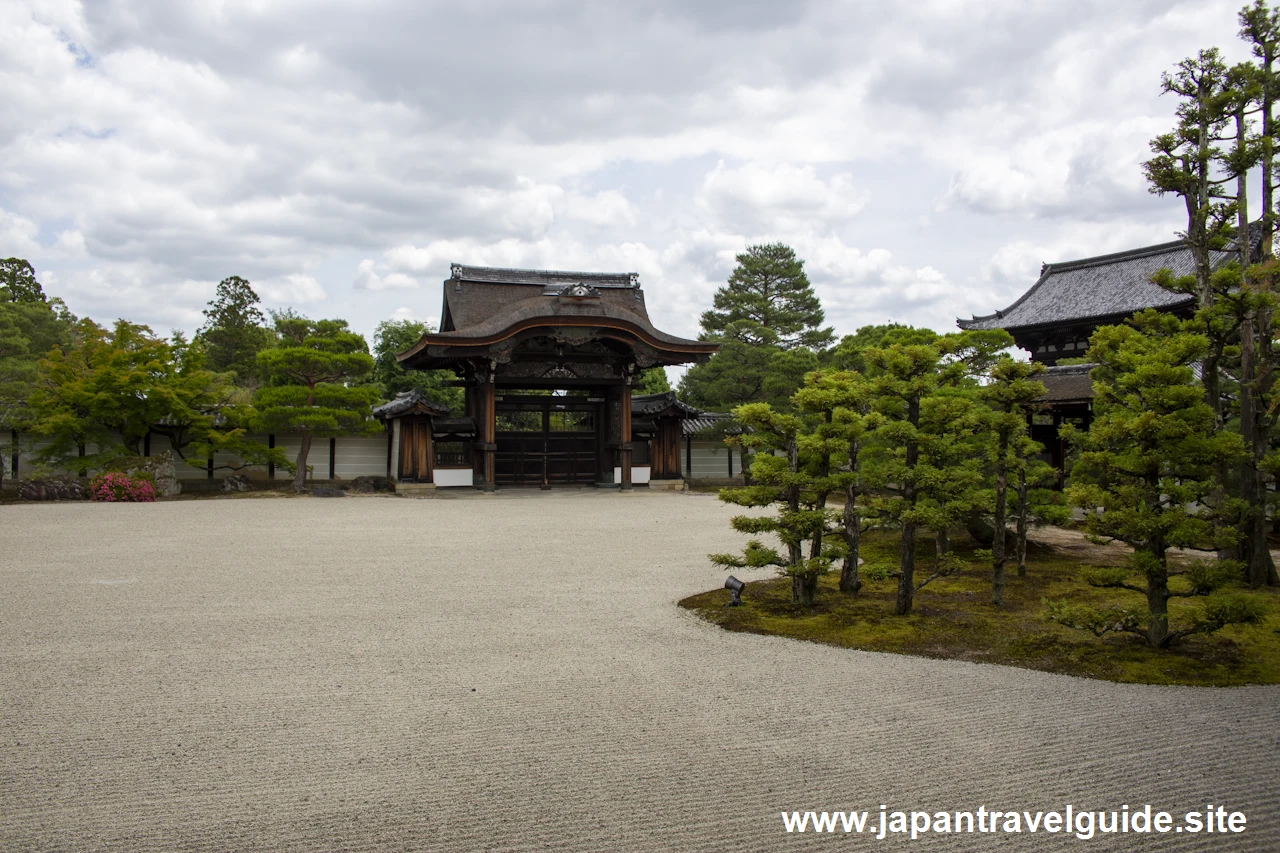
<box><xmin>861</xmin><ymin>332</ymin><xmax>971</xmax><ymax>615</ymax></box>
<box><xmin>255</xmin><ymin>315</ymin><xmax>379</xmax><ymax>491</ymax></box>
<box><xmin>1060</xmin><ymin>311</ymin><xmax>1253</xmax><ymax>648</ymax></box>
<box><xmin>978</xmin><ymin>357</ymin><xmax>1047</xmax><ymax>606</ymax></box>
<box><xmin>710</xmin><ymin>402</ymin><xmax>834</xmax><ymax>606</ymax></box>
<box><xmin>792</xmin><ymin>369</ymin><xmax>879</xmax><ymax>595</ymax></box>
<box><xmin>1010</xmin><ymin>438</ymin><xmax>1069</xmax><ymax>578</ymax></box>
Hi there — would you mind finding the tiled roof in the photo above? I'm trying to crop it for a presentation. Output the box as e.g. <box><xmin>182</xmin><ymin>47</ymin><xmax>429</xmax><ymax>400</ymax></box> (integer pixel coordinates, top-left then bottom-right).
<box><xmin>682</xmin><ymin>412</ymin><xmax>743</xmax><ymax>436</ymax></box>
<box><xmin>1038</xmin><ymin>363</ymin><xmax>1094</xmax><ymax>403</ymax></box>
<box><xmin>958</xmin><ymin>240</ymin><xmax>1216</xmax><ymax>331</ymax></box>
<box><xmin>427</xmin><ymin>264</ymin><xmax>709</xmax><ymax>350</ymax></box>
<box><xmin>371</xmin><ymin>391</ymin><xmax>451</xmax><ymax>419</ymax></box>
<box><xmin>632</xmin><ymin>391</ymin><xmax>702</xmax><ymax>418</ymax></box>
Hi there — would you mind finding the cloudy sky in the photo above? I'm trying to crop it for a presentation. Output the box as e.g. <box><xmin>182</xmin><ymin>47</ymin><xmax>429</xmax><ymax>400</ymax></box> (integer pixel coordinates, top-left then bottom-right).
<box><xmin>1</xmin><ymin>0</ymin><xmax>1260</xmax><ymax>362</ymax></box>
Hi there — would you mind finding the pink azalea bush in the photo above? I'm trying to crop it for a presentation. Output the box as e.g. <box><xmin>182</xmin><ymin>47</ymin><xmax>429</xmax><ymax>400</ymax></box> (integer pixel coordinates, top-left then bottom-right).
<box><xmin>88</xmin><ymin>472</ymin><xmax>157</xmax><ymax>503</ymax></box>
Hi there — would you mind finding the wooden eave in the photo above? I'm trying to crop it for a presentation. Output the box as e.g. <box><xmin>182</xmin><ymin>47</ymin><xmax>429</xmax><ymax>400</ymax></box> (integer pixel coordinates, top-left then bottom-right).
<box><xmin>397</xmin><ymin>316</ymin><xmax>717</xmax><ymax>369</ymax></box>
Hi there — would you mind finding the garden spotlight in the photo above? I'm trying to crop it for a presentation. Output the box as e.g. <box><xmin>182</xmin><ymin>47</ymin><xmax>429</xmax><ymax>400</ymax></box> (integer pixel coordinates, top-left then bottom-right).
<box><xmin>725</xmin><ymin>575</ymin><xmax>745</xmax><ymax>606</ymax></box>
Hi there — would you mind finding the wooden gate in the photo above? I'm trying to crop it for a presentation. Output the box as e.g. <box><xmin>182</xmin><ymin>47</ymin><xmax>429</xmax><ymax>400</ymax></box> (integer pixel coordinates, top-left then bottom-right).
<box><xmin>495</xmin><ymin>397</ymin><xmax>599</xmax><ymax>485</ymax></box>
<box><xmin>398</xmin><ymin>417</ymin><xmax>434</xmax><ymax>483</ymax></box>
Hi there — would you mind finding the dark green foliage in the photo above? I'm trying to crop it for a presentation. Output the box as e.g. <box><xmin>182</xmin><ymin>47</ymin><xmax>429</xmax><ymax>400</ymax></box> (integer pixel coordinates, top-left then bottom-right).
<box><xmin>635</xmin><ymin>366</ymin><xmax>671</xmax><ymax>394</ymax></box>
<box><xmin>710</xmin><ymin>402</ymin><xmax>836</xmax><ymax>606</ymax></box>
<box><xmin>0</xmin><ymin>281</ymin><xmax>74</xmax><ymax>434</ymax></box>
<box><xmin>792</xmin><ymin>369</ymin><xmax>879</xmax><ymax>595</ymax></box>
<box><xmin>700</xmin><ymin>243</ymin><xmax>834</xmax><ymax>350</ymax></box>
<box><xmin>371</xmin><ymin>319</ymin><xmax>462</xmax><ymax>410</ymax></box>
<box><xmin>0</xmin><ymin>258</ymin><xmax>46</xmax><ymax>303</ymax></box>
<box><xmin>979</xmin><ymin>357</ymin><xmax>1047</xmax><ymax>605</ymax></box>
<box><xmin>255</xmin><ymin>315</ymin><xmax>379</xmax><ymax>490</ymax></box>
<box><xmin>679</xmin><ymin>321</ymin><xmax>819</xmax><ymax>412</ymax></box>
<box><xmin>196</xmin><ymin>276</ymin><xmax>275</xmax><ymax>386</ymax></box>
<box><xmin>680</xmin><ymin>243</ymin><xmax>830</xmax><ymax>411</ymax></box>
<box><xmin>860</xmin><ymin>332</ymin><xmax>977</xmax><ymax>615</ymax></box>
<box><xmin>1060</xmin><ymin>312</ymin><xmax>1248</xmax><ymax>647</ymax></box>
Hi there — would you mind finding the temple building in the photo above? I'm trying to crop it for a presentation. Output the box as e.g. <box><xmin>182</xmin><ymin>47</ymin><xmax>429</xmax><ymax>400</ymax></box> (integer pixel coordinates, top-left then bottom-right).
<box><xmin>957</xmin><ymin>238</ymin><xmax>1222</xmax><ymax>474</ymax></box>
<box><xmin>378</xmin><ymin>264</ymin><xmax>717</xmax><ymax>491</ymax></box>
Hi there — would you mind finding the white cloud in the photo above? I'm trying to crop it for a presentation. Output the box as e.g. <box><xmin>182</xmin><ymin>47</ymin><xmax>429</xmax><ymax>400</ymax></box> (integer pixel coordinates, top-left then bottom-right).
<box><xmin>258</xmin><ymin>273</ymin><xmax>327</xmax><ymax>304</ymax></box>
<box><xmin>0</xmin><ymin>0</ymin><xmax>1254</xmax><ymax>343</ymax></box>
<box><xmin>353</xmin><ymin>259</ymin><xmax>420</xmax><ymax>291</ymax></box>
<box><xmin>0</xmin><ymin>210</ymin><xmax>41</xmax><ymax>257</ymax></box>
<box><xmin>695</xmin><ymin>160</ymin><xmax>869</xmax><ymax>234</ymax></box>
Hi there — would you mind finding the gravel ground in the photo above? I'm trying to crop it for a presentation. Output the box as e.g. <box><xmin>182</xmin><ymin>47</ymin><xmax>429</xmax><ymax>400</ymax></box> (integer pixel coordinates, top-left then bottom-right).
<box><xmin>2</xmin><ymin>491</ymin><xmax>1278</xmax><ymax>852</ymax></box>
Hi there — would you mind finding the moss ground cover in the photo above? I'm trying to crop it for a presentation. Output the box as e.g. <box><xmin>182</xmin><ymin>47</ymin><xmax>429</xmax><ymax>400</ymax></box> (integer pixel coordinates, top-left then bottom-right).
<box><xmin>679</xmin><ymin>530</ymin><xmax>1280</xmax><ymax>686</ymax></box>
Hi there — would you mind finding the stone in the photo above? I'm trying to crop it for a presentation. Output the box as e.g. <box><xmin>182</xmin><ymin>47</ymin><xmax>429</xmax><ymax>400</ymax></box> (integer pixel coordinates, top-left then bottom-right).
<box><xmin>106</xmin><ymin>452</ymin><xmax>181</xmax><ymax>497</ymax></box>
<box><xmin>350</xmin><ymin>475</ymin><xmax>395</xmax><ymax>493</ymax></box>
<box><xmin>18</xmin><ymin>478</ymin><xmax>87</xmax><ymax>501</ymax></box>
<box><xmin>222</xmin><ymin>474</ymin><xmax>253</xmax><ymax>492</ymax></box>
<box><xmin>308</xmin><ymin>487</ymin><xmax>346</xmax><ymax>497</ymax></box>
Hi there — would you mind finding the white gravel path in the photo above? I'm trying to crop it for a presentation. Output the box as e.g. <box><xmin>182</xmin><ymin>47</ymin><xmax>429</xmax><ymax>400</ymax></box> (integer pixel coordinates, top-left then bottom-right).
<box><xmin>1</xmin><ymin>491</ymin><xmax>1277</xmax><ymax>852</ymax></box>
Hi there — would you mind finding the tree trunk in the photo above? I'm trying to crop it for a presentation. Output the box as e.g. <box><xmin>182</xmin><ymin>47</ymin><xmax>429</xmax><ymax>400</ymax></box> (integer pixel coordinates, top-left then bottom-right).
<box><xmin>809</xmin><ymin>411</ymin><xmax>833</xmax><ymax>561</ymax></box>
<box><xmin>840</xmin><ymin>441</ymin><xmax>862</xmax><ymax>594</ymax></box>
<box><xmin>786</xmin><ymin>435</ymin><xmax>808</xmax><ymax>604</ymax></box>
<box><xmin>896</xmin><ymin>396</ymin><xmax>920</xmax><ymax>616</ymax></box>
<box><xmin>992</xmin><ymin>430</ymin><xmax>1009</xmax><ymax>605</ymax></box>
<box><xmin>897</xmin><ymin>522</ymin><xmax>916</xmax><ymax>616</ymax></box>
<box><xmin>1145</xmin><ymin>546</ymin><xmax>1172</xmax><ymax>649</ymax></box>
<box><xmin>792</xmin><ymin>572</ymin><xmax>819</xmax><ymax>606</ymax></box>
<box><xmin>934</xmin><ymin>527</ymin><xmax>949</xmax><ymax>559</ymax></box>
<box><xmin>293</xmin><ymin>434</ymin><xmax>311</xmax><ymax>491</ymax></box>
<box><xmin>1015</xmin><ymin>464</ymin><xmax>1029</xmax><ymax>577</ymax></box>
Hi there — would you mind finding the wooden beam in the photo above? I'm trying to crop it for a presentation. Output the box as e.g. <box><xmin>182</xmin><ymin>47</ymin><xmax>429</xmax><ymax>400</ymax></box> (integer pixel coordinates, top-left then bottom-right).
<box><xmin>620</xmin><ymin>380</ymin><xmax>632</xmax><ymax>491</ymax></box>
<box><xmin>482</xmin><ymin>379</ymin><xmax>496</xmax><ymax>491</ymax></box>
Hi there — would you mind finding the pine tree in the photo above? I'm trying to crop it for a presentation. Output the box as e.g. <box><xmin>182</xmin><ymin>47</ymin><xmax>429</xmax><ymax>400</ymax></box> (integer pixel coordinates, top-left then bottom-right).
<box><xmin>710</xmin><ymin>403</ymin><xmax>835</xmax><ymax>606</ymax></box>
<box><xmin>1060</xmin><ymin>312</ymin><xmax>1251</xmax><ymax>648</ymax></box>
<box><xmin>979</xmin><ymin>357</ymin><xmax>1047</xmax><ymax>606</ymax></box>
<box><xmin>793</xmin><ymin>369</ymin><xmax>879</xmax><ymax>595</ymax></box>
<box><xmin>700</xmin><ymin>243</ymin><xmax>834</xmax><ymax>350</ymax></box>
<box><xmin>680</xmin><ymin>244</ymin><xmax>831</xmax><ymax>411</ymax></box>
<box><xmin>861</xmin><ymin>332</ymin><xmax>972</xmax><ymax>615</ymax></box>
<box><xmin>255</xmin><ymin>315</ymin><xmax>379</xmax><ymax>491</ymax></box>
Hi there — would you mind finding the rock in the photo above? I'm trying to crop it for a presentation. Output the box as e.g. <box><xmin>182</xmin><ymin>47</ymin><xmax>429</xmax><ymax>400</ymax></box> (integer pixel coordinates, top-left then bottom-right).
<box><xmin>222</xmin><ymin>474</ymin><xmax>253</xmax><ymax>492</ymax></box>
<box><xmin>309</xmin><ymin>487</ymin><xmax>346</xmax><ymax>497</ymax></box>
<box><xmin>106</xmin><ymin>452</ymin><xmax>181</xmax><ymax>497</ymax></box>
<box><xmin>350</xmin><ymin>475</ymin><xmax>395</xmax><ymax>493</ymax></box>
<box><xmin>18</xmin><ymin>478</ymin><xmax>87</xmax><ymax>501</ymax></box>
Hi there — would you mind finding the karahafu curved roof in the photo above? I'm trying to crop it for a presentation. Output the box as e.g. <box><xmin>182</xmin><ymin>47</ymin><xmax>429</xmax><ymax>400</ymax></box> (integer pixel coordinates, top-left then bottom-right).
<box><xmin>396</xmin><ymin>265</ymin><xmax>716</xmax><ymax>370</ymax></box>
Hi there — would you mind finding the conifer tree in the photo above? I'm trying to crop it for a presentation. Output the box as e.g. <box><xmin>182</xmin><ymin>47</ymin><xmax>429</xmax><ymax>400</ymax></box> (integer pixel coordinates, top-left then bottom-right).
<box><xmin>699</xmin><ymin>243</ymin><xmax>834</xmax><ymax>350</ymax></box>
<box><xmin>1060</xmin><ymin>312</ymin><xmax>1251</xmax><ymax>648</ymax></box>
<box><xmin>680</xmin><ymin>244</ymin><xmax>830</xmax><ymax>411</ymax></box>
<box><xmin>710</xmin><ymin>403</ymin><xmax>834</xmax><ymax>606</ymax></box>
<box><xmin>979</xmin><ymin>357</ymin><xmax>1047</xmax><ymax>606</ymax></box>
<box><xmin>793</xmin><ymin>369</ymin><xmax>878</xmax><ymax>595</ymax></box>
<box><xmin>196</xmin><ymin>276</ymin><xmax>275</xmax><ymax>386</ymax></box>
<box><xmin>255</xmin><ymin>315</ymin><xmax>379</xmax><ymax>491</ymax></box>
<box><xmin>861</xmin><ymin>332</ymin><xmax>971</xmax><ymax>615</ymax></box>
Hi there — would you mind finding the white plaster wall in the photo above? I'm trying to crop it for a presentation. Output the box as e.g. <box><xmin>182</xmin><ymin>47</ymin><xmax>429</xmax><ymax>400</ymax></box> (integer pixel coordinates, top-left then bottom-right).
<box><xmin>613</xmin><ymin>465</ymin><xmax>650</xmax><ymax>485</ymax></box>
<box><xmin>434</xmin><ymin>468</ymin><xmax>473</xmax><ymax>488</ymax></box>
